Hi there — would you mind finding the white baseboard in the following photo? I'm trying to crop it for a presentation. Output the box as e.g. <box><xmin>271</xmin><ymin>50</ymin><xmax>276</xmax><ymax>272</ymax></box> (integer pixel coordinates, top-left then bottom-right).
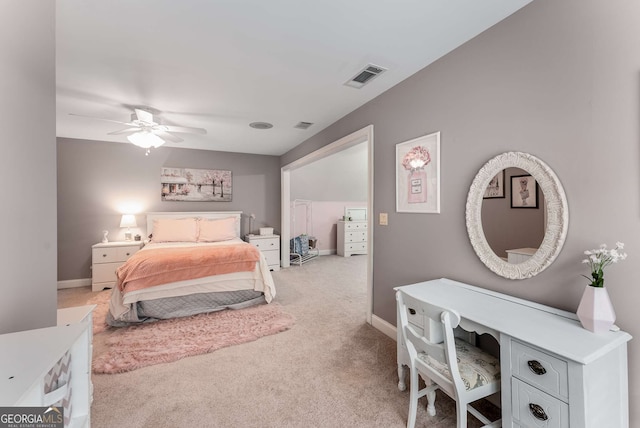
<box><xmin>371</xmin><ymin>314</ymin><xmax>397</xmax><ymax>341</ymax></box>
<box><xmin>318</xmin><ymin>249</ymin><xmax>336</xmax><ymax>256</ymax></box>
<box><xmin>57</xmin><ymin>278</ymin><xmax>91</xmax><ymax>290</ymax></box>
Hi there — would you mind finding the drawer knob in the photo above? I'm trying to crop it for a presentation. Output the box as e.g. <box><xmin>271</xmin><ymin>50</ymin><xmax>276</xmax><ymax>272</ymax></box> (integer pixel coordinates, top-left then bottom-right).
<box><xmin>126</xmin><ymin>252</ymin><xmax>131</xmax><ymax>256</ymax></box>
<box><xmin>408</xmin><ymin>308</ymin><xmax>416</xmax><ymax>315</ymax></box>
<box><xmin>527</xmin><ymin>360</ymin><xmax>547</xmax><ymax>375</ymax></box>
<box><xmin>528</xmin><ymin>403</ymin><xmax>548</xmax><ymax>421</ymax></box>
<box><xmin>102</xmin><ymin>254</ymin><xmax>107</xmax><ymax>257</ymax></box>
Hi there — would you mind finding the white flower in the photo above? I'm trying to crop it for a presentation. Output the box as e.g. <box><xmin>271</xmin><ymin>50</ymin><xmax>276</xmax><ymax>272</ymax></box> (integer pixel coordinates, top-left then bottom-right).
<box><xmin>581</xmin><ymin>241</ymin><xmax>627</xmax><ymax>287</ymax></box>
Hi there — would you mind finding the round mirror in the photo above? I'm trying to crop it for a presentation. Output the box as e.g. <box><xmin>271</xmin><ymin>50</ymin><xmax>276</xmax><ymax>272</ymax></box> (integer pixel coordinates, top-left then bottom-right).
<box><xmin>466</xmin><ymin>152</ymin><xmax>568</xmax><ymax>279</ymax></box>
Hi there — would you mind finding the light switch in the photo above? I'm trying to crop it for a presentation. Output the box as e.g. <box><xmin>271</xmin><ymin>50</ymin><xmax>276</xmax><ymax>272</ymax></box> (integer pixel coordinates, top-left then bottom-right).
<box><xmin>379</xmin><ymin>213</ymin><xmax>388</xmax><ymax>226</ymax></box>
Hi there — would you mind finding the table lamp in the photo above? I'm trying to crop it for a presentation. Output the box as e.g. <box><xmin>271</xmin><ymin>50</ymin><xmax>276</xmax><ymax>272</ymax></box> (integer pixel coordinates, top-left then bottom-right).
<box><xmin>120</xmin><ymin>214</ymin><xmax>137</xmax><ymax>241</ymax></box>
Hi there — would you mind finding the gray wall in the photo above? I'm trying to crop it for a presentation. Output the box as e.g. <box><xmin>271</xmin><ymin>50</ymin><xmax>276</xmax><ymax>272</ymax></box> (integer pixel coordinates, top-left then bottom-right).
<box><xmin>57</xmin><ymin>138</ymin><xmax>281</xmax><ymax>281</ymax></box>
<box><xmin>282</xmin><ymin>0</ymin><xmax>640</xmax><ymax>422</ymax></box>
<box><xmin>0</xmin><ymin>2</ymin><xmax>57</xmax><ymax>333</ymax></box>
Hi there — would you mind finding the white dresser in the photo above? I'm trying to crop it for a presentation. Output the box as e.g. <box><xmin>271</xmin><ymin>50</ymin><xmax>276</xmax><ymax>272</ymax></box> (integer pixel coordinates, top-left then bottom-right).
<box><xmin>0</xmin><ymin>305</ymin><xmax>95</xmax><ymax>428</ymax></box>
<box><xmin>337</xmin><ymin>220</ymin><xmax>368</xmax><ymax>257</ymax></box>
<box><xmin>506</xmin><ymin>247</ymin><xmax>537</xmax><ymax>263</ymax></box>
<box><xmin>91</xmin><ymin>241</ymin><xmax>143</xmax><ymax>291</ymax></box>
<box><xmin>395</xmin><ymin>278</ymin><xmax>631</xmax><ymax>428</ymax></box>
<box><xmin>245</xmin><ymin>234</ymin><xmax>280</xmax><ymax>271</ymax></box>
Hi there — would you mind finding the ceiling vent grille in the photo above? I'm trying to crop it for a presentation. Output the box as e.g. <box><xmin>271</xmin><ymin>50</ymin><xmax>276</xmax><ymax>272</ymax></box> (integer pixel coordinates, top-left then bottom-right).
<box><xmin>344</xmin><ymin>64</ymin><xmax>387</xmax><ymax>89</ymax></box>
<box><xmin>294</xmin><ymin>121</ymin><xmax>313</xmax><ymax>130</ymax></box>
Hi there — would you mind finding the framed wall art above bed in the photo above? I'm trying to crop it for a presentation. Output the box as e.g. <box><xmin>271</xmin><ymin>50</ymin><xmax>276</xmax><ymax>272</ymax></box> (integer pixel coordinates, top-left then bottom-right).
<box><xmin>161</xmin><ymin>167</ymin><xmax>232</xmax><ymax>202</ymax></box>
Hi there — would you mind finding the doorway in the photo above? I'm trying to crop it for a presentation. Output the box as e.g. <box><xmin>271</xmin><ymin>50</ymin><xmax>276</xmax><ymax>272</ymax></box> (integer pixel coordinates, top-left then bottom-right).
<box><xmin>280</xmin><ymin>125</ymin><xmax>374</xmax><ymax>324</ymax></box>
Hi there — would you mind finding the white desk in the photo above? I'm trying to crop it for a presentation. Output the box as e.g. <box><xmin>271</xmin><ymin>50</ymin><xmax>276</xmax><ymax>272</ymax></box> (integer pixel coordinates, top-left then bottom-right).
<box><xmin>395</xmin><ymin>278</ymin><xmax>631</xmax><ymax>428</ymax></box>
<box><xmin>0</xmin><ymin>306</ymin><xmax>94</xmax><ymax>428</ymax></box>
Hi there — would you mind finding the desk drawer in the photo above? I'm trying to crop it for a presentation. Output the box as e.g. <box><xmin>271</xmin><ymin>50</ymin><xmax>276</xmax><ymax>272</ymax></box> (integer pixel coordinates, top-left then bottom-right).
<box><xmin>511</xmin><ymin>340</ymin><xmax>568</xmax><ymax>400</ymax></box>
<box><xmin>512</xmin><ymin>377</ymin><xmax>569</xmax><ymax>428</ymax></box>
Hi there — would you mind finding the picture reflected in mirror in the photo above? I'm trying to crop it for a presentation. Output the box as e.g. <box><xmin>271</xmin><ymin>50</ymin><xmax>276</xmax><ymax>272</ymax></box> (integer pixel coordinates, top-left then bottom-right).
<box><xmin>481</xmin><ymin>167</ymin><xmax>546</xmax><ymax>263</ymax></box>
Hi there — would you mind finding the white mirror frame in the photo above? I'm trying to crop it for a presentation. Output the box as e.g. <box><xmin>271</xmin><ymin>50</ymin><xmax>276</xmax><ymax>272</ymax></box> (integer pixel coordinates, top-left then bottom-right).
<box><xmin>466</xmin><ymin>152</ymin><xmax>569</xmax><ymax>279</ymax></box>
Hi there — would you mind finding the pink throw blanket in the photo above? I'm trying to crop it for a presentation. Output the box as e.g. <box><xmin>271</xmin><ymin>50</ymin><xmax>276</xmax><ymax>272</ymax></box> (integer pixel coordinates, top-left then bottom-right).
<box><xmin>116</xmin><ymin>244</ymin><xmax>260</xmax><ymax>293</ymax></box>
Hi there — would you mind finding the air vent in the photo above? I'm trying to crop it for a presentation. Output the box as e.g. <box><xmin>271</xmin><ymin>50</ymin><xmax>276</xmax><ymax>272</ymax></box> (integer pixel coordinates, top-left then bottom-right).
<box><xmin>249</xmin><ymin>122</ymin><xmax>273</xmax><ymax>130</ymax></box>
<box><xmin>344</xmin><ymin>64</ymin><xmax>387</xmax><ymax>89</ymax></box>
<box><xmin>294</xmin><ymin>122</ymin><xmax>313</xmax><ymax>130</ymax></box>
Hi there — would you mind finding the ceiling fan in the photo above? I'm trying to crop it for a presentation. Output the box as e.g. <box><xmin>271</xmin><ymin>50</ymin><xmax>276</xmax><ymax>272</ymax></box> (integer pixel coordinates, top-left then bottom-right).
<box><xmin>70</xmin><ymin>108</ymin><xmax>207</xmax><ymax>153</ymax></box>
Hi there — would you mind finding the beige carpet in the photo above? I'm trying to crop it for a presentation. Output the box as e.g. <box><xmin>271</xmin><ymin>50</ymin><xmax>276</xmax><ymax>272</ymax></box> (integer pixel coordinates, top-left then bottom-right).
<box><xmin>58</xmin><ymin>255</ymin><xmax>498</xmax><ymax>427</ymax></box>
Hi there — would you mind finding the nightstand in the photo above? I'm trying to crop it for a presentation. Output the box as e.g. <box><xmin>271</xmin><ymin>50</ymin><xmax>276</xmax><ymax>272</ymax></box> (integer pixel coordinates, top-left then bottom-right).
<box><xmin>244</xmin><ymin>234</ymin><xmax>280</xmax><ymax>271</ymax></box>
<box><xmin>91</xmin><ymin>241</ymin><xmax>143</xmax><ymax>291</ymax></box>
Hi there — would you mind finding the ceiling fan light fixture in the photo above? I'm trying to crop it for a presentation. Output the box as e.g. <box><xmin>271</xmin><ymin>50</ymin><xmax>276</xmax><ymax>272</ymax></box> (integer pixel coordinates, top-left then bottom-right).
<box><xmin>127</xmin><ymin>131</ymin><xmax>165</xmax><ymax>149</ymax></box>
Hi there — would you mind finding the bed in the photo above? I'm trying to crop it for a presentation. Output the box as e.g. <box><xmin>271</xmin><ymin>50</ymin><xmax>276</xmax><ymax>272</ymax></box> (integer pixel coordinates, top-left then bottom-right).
<box><xmin>107</xmin><ymin>211</ymin><xmax>276</xmax><ymax>326</ymax></box>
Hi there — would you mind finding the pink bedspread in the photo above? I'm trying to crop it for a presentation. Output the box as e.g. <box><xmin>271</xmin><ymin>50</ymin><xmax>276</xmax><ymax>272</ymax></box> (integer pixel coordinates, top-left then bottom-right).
<box><xmin>116</xmin><ymin>243</ymin><xmax>260</xmax><ymax>293</ymax></box>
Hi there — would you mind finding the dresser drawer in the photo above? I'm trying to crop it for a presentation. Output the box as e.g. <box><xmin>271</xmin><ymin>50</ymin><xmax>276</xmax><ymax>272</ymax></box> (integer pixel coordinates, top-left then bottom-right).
<box><xmin>344</xmin><ymin>242</ymin><xmax>367</xmax><ymax>252</ymax></box>
<box><xmin>250</xmin><ymin>237</ymin><xmax>279</xmax><ymax>250</ymax></box>
<box><xmin>344</xmin><ymin>222</ymin><xmax>367</xmax><ymax>230</ymax></box>
<box><xmin>512</xmin><ymin>377</ymin><xmax>569</xmax><ymax>428</ymax></box>
<box><xmin>345</xmin><ymin>231</ymin><xmax>367</xmax><ymax>243</ymax></box>
<box><xmin>262</xmin><ymin>249</ymin><xmax>280</xmax><ymax>266</ymax></box>
<box><xmin>511</xmin><ymin>340</ymin><xmax>568</xmax><ymax>400</ymax></box>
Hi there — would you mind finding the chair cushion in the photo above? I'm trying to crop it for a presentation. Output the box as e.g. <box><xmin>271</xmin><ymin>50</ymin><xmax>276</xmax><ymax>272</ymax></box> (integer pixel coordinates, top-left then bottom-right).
<box><xmin>418</xmin><ymin>338</ymin><xmax>500</xmax><ymax>391</ymax></box>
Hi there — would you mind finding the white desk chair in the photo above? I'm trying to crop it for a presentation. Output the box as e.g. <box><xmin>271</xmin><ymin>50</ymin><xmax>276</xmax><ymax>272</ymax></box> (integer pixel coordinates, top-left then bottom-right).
<box><xmin>397</xmin><ymin>291</ymin><xmax>501</xmax><ymax>428</ymax></box>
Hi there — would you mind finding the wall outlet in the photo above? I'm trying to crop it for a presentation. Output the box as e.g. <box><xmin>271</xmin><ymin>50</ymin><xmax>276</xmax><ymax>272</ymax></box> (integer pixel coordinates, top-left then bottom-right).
<box><xmin>379</xmin><ymin>213</ymin><xmax>388</xmax><ymax>226</ymax></box>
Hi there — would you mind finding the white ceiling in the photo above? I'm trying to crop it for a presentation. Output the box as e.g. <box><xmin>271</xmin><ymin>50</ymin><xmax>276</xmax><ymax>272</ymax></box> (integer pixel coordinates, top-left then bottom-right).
<box><xmin>56</xmin><ymin>0</ymin><xmax>532</xmax><ymax>156</ymax></box>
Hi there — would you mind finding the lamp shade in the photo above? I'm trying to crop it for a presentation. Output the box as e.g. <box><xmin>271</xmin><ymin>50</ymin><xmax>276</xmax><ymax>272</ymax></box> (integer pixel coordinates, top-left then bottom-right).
<box><xmin>120</xmin><ymin>214</ymin><xmax>137</xmax><ymax>228</ymax></box>
<box><xmin>127</xmin><ymin>131</ymin><xmax>165</xmax><ymax>149</ymax></box>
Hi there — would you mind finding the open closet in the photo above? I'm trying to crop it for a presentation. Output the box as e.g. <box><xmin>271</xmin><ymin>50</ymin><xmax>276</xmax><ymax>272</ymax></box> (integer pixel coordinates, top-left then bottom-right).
<box><xmin>289</xmin><ymin>199</ymin><xmax>319</xmax><ymax>265</ymax></box>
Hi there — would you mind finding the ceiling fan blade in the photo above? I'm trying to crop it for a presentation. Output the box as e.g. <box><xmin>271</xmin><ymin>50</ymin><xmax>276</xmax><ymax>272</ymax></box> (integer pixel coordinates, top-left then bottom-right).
<box><xmin>134</xmin><ymin>108</ymin><xmax>155</xmax><ymax>124</ymax></box>
<box><xmin>69</xmin><ymin>113</ymin><xmax>132</xmax><ymax>126</ymax></box>
<box><xmin>108</xmin><ymin>127</ymin><xmax>142</xmax><ymax>136</ymax></box>
<box><xmin>164</xmin><ymin>125</ymin><xmax>207</xmax><ymax>135</ymax></box>
<box><xmin>154</xmin><ymin>131</ymin><xmax>183</xmax><ymax>143</ymax></box>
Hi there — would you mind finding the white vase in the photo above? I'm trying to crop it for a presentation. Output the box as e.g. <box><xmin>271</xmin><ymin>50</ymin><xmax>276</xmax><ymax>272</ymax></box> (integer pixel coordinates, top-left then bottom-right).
<box><xmin>576</xmin><ymin>285</ymin><xmax>616</xmax><ymax>333</ymax></box>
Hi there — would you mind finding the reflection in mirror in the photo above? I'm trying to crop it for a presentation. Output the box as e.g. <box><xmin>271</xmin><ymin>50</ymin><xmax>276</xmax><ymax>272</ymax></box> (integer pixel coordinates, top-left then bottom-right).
<box><xmin>481</xmin><ymin>167</ymin><xmax>546</xmax><ymax>263</ymax></box>
<box><xmin>466</xmin><ymin>152</ymin><xmax>568</xmax><ymax>279</ymax></box>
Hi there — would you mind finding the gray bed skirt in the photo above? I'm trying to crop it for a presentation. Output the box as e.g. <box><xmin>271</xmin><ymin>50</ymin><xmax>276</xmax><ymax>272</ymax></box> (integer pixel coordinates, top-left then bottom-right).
<box><xmin>106</xmin><ymin>289</ymin><xmax>266</xmax><ymax>327</ymax></box>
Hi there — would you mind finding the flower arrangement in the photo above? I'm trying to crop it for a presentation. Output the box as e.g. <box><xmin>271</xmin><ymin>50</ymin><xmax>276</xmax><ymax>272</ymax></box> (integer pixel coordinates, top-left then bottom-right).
<box><xmin>582</xmin><ymin>242</ymin><xmax>627</xmax><ymax>288</ymax></box>
<box><xmin>402</xmin><ymin>146</ymin><xmax>431</xmax><ymax>170</ymax></box>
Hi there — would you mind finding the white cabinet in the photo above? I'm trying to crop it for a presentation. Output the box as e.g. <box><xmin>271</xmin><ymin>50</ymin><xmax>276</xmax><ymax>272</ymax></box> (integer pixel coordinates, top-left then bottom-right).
<box><xmin>337</xmin><ymin>220</ymin><xmax>367</xmax><ymax>257</ymax></box>
<box><xmin>0</xmin><ymin>305</ymin><xmax>94</xmax><ymax>428</ymax></box>
<box><xmin>395</xmin><ymin>278</ymin><xmax>631</xmax><ymax>428</ymax></box>
<box><xmin>91</xmin><ymin>241</ymin><xmax>143</xmax><ymax>291</ymax></box>
<box><xmin>245</xmin><ymin>234</ymin><xmax>280</xmax><ymax>271</ymax></box>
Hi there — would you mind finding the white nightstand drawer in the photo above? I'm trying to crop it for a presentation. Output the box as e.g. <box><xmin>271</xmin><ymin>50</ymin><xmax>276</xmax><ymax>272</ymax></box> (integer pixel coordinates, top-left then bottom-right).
<box><xmin>511</xmin><ymin>340</ymin><xmax>568</xmax><ymax>400</ymax></box>
<box><xmin>92</xmin><ymin>246</ymin><xmax>120</xmax><ymax>263</ymax></box>
<box><xmin>93</xmin><ymin>262</ymin><xmax>120</xmax><ymax>283</ymax></box>
<box><xmin>512</xmin><ymin>377</ymin><xmax>569</xmax><ymax>428</ymax></box>
<box><xmin>251</xmin><ymin>237</ymin><xmax>279</xmax><ymax>250</ymax></box>
<box><xmin>262</xmin><ymin>249</ymin><xmax>280</xmax><ymax>266</ymax></box>
<box><xmin>92</xmin><ymin>245</ymin><xmax>139</xmax><ymax>263</ymax></box>
<box><xmin>116</xmin><ymin>246</ymin><xmax>138</xmax><ymax>260</ymax></box>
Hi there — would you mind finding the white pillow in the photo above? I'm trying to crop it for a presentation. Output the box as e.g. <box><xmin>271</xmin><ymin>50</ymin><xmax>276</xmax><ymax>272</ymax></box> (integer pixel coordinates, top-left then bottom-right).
<box><xmin>152</xmin><ymin>218</ymin><xmax>198</xmax><ymax>242</ymax></box>
<box><xmin>197</xmin><ymin>217</ymin><xmax>237</xmax><ymax>242</ymax></box>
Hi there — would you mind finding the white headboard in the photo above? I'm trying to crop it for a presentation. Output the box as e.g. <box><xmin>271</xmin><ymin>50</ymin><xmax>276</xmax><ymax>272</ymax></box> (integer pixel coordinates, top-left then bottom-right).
<box><xmin>146</xmin><ymin>211</ymin><xmax>242</xmax><ymax>238</ymax></box>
